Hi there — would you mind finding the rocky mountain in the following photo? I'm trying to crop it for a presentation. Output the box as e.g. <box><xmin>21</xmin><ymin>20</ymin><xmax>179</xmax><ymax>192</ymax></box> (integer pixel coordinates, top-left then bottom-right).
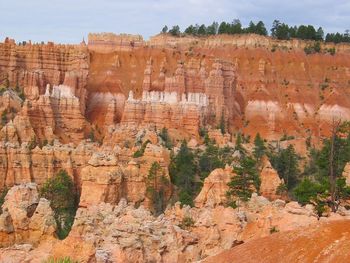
<box><xmin>0</xmin><ymin>33</ymin><xmax>350</xmax><ymax>262</ymax></box>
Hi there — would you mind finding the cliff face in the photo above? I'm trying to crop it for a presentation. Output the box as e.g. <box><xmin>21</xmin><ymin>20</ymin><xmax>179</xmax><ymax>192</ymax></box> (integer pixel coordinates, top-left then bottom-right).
<box><xmin>0</xmin><ymin>40</ymin><xmax>90</xmax><ymax>144</ymax></box>
<box><xmin>86</xmin><ymin>33</ymin><xmax>350</xmax><ymax>142</ymax></box>
<box><xmin>0</xmin><ymin>32</ymin><xmax>349</xmax><ymax>193</ymax></box>
<box><xmin>0</xmin><ymin>33</ymin><xmax>350</xmax><ymax>262</ymax></box>
<box><xmin>0</xmin><ymin>39</ymin><xmax>89</xmax><ymax>95</ymax></box>
<box><xmin>2</xmin><ymin>34</ymin><xmax>350</xmax><ymax>141</ymax></box>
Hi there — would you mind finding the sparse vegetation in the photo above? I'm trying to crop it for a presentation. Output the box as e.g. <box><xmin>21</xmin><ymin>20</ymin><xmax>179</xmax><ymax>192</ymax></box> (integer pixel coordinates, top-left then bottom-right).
<box><xmin>44</xmin><ymin>257</ymin><xmax>79</xmax><ymax>263</ymax></box>
<box><xmin>1</xmin><ymin>110</ymin><xmax>7</xmax><ymax>126</ymax></box>
<box><xmin>179</xmin><ymin>216</ymin><xmax>195</xmax><ymax>229</ymax></box>
<box><xmin>28</xmin><ymin>136</ymin><xmax>37</xmax><ymax>150</ymax></box>
<box><xmin>159</xmin><ymin>127</ymin><xmax>173</xmax><ymax>149</ymax></box>
<box><xmin>304</xmin><ymin>41</ymin><xmax>321</xmax><ymax>54</ymax></box>
<box><xmin>198</xmin><ymin>140</ymin><xmax>234</xmax><ymax>180</ymax></box>
<box><xmin>0</xmin><ymin>187</ymin><xmax>8</xmax><ymax>213</ymax></box>
<box><xmin>270</xmin><ymin>226</ymin><xmax>279</xmax><ymax>234</ymax></box>
<box><xmin>133</xmin><ymin>140</ymin><xmax>151</xmax><ymax>158</ymax></box>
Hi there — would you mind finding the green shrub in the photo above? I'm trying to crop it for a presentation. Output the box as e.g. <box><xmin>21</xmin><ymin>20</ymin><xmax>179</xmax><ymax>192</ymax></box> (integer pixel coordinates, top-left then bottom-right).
<box><xmin>327</xmin><ymin>47</ymin><xmax>336</xmax><ymax>55</ymax></box>
<box><xmin>159</xmin><ymin>127</ymin><xmax>173</xmax><ymax>149</ymax></box>
<box><xmin>276</xmin><ymin>183</ymin><xmax>287</xmax><ymax>196</ymax></box>
<box><xmin>28</xmin><ymin>136</ymin><xmax>37</xmax><ymax>150</ymax></box>
<box><xmin>179</xmin><ymin>216</ymin><xmax>195</xmax><ymax>229</ymax></box>
<box><xmin>133</xmin><ymin>140</ymin><xmax>150</xmax><ymax>158</ymax></box>
<box><xmin>44</xmin><ymin>257</ymin><xmax>79</xmax><ymax>263</ymax></box>
<box><xmin>304</xmin><ymin>42</ymin><xmax>321</xmax><ymax>55</ymax></box>
<box><xmin>0</xmin><ymin>187</ymin><xmax>8</xmax><ymax>213</ymax></box>
<box><xmin>270</xmin><ymin>226</ymin><xmax>279</xmax><ymax>234</ymax></box>
<box><xmin>293</xmin><ymin>179</ymin><xmax>327</xmax><ymax>205</ymax></box>
<box><xmin>226</xmin><ymin>199</ymin><xmax>237</xmax><ymax>209</ymax></box>
<box><xmin>1</xmin><ymin>110</ymin><xmax>7</xmax><ymax>126</ymax></box>
<box><xmin>199</xmin><ymin>127</ymin><xmax>208</xmax><ymax>138</ymax></box>
<box><xmin>40</xmin><ymin>170</ymin><xmax>78</xmax><ymax>239</ymax></box>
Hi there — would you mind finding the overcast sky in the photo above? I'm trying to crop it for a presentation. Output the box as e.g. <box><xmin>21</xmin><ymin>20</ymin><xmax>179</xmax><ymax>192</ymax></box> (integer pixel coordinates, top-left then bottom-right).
<box><xmin>0</xmin><ymin>0</ymin><xmax>349</xmax><ymax>43</ymax></box>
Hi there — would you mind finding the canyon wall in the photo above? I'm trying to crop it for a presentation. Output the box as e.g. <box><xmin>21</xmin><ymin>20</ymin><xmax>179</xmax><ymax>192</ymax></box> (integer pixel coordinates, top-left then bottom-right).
<box><xmin>0</xmin><ymin>32</ymin><xmax>350</xmax><ymax>191</ymax></box>
<box><xmin>0</xmin><ymin>33</ymin><xmax>350</xmax><ymax>262</ymax></box>
<box><xmin>86</xmin><ymin>33</ymin><xmax>350</xmax><ymax>142</ymax></box>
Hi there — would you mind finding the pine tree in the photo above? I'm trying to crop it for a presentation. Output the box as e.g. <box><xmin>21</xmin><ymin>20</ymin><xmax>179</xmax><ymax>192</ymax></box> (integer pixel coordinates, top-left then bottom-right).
<box><xmin>169</xmin><ymin>140</ymin><xmax>196</xmax><ymax>206</ymax></box>
<box><xmin>253</xmin><ymin>133</ymin><xmax>266</xmax><ymax>162</ymax></box>
<box><xmin>40</xmin><ymin>170</ymin><xmax>77</xmax><ymax>239</ymax></box>
<box><xmin>235</xmin><ymin>133</ymin><xmax>246</xmax><ymax>156</ymax></box>
<box><xmin>227</xmin><ymin>156</ymin><xmax>260</xmax><ymax>202</ymax></box>
<box><xmin>255</xmin><ymin>21</ymin><xmax>268</xmax><ymax>36</ymax></box>
<box><xmin>161</xmin><ymin>25</ymin><xmax>168</xmax><ymax>34</ymax></box>
<box><xmin>218</xmin><ymin>22</ymin><xmax>228</xmax><ymax>34</ymax></box>
<box><xmin>146</xmin><ymin>162</ymin><xmax>169</xmax><ymax>215</ymax></box>
<box><xmin>197</xmin><ymin>24</ymin><xmax>207</xmax><ymax>35</ymax></box>
<box><xmin>207</xmin><ymin>22</ymin><xmax>218</xmax><ymax>35</ymax></box>
<box><xmin>184</xmin><ymin>25</ymin><xmax>196</xmax><ymax>35</ymax></box>
<box><xmin>270</xmin><ymin>145</ymin><xmax>299</xmax><ymax>190</ymax></box>
<box><xmin>169</xmin><ymin>25</ymin><xmax>181</xmax><ymax>36</ymax></box>
<box><xmin>219</xmin><ymin>111</ymin><xmax>225</xmax><ymax>134</ymax></box>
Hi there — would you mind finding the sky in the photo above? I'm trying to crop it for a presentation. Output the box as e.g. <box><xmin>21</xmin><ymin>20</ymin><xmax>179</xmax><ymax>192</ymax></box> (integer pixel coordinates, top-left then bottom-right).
<box><xmin>0</xmin><ymin>0</ymin><xmax>349</xmax><ymax>44</ymax></box>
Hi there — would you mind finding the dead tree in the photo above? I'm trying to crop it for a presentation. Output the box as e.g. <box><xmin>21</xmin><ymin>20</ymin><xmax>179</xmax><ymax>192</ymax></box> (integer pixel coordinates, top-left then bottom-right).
<box><xmin>329</xmin><ymin>119</ymin><xmax>341</xmax><ymax>212</ymax></box>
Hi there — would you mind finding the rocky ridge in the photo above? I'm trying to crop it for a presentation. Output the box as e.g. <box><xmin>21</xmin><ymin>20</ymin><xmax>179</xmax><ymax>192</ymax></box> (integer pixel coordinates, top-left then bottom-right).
<box><xmin>1</xmin><ymin>182</ymin><xmax>345</xmax><ymax>262</ymax></box>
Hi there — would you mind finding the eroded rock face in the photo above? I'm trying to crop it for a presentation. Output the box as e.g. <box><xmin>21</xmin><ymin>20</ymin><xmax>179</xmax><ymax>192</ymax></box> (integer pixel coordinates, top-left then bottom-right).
<box><xmin>79</xmin><ymin>142</ymin><xmax>172</xmax><ymax>210</ymax></box>
<box><xmin>0</xmin><ymin>183</ymin><xmax>348</xmax><ymax>263</ymax></box>
<box><xmin>195</xmin><ymin>167</ymin><xmax>234</xmax><ymax>208</ymax></box>
<box><xmin>0</xmin><ymin>41</ymin><xmax>88</xmax><ymax>95</ymax></box>
<box><xmin>0</xmin><ymin>141</ymin><xmax>96</xmax><ymax>189</ymax></box>
<box><xmin>1</xmin><ymin>33</ymin><xmax>350</xmax><ymax>263</ymax></box>
<box><xmin>259</xmin><ymin>157</ymin><xmax>283</xmax><ymax>200</ymax></box>
<box><xmin>342</xmin><ymin>162</ymin><xmax>350</xmax><ymax>186</ymax></box>
<box><xmin>0</xmin><ymin>183</ymin><xmax>56</xmax><ymax>247</ymax></box>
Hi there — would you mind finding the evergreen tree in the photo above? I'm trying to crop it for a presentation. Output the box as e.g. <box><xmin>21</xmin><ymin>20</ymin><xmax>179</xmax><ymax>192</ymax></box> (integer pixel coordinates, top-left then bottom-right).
<box><xmin>40</xmin><ymin>170</ymin><xmax>78</xmax><ymax>239</ymax></box>
<box><xmin>227</xmin><ymin>156</ymin><xmax>260</xmax><ymax>202</ymax></box>
<box><xmin>197</xmin><ymin>24</ymin><xmax>207</xmax><ymax>35</ymax></box>
<box><xmin>235</xmin><ymin>133</ymin><xmax>246</xmax><ymax>156</ymax></box>
<box><xmin>230</xmin><ymin>19</ymin><xmax>242</xmax><ymax>34</ymax></box>
<box><xmin>184</xmin><ymin>25</ymin><xmax>196</xmax><ymax>35</ymax></box>
<box><xmin>169</xmin><ymin>140</ymin><xmax>197</xmax><ymax>206</ymax></box>
<box><xmin>253</xmin><ymin>133</ymin><xmax>266</xmax><ymax>162</ymax></box>
<box><xmin>219</xmin><ymin>111</ymin><xmax>225</xmax><ymax>134</ymax></box>
<box><xmin>247</xmin><ymin>21</ymin><xmax>256</xmax><ymax>33</ymax></box>
<box><xmin>161</xmin><ymin>25</ymin><xmax>168</xmax><ymax>34</ymax></box>
<box><xmin>271</xmin><ymin>20</ymin><xmax>290</xmax><ymax>40</ymax></box>
<box><xmin>218</xmin><ymin>22</ymin><xmax>229</xmax><ymax>34</ymax></box>
<box><xmin>169</xmin><ymin>25</ymin><xmax>181</xmax><ymax>36</ymax></box>
<box><xmin>198</xmin><ymin>141</ymin><xmax>234</xmax><ymax>180</ymax></box>
<box><xmin>255</xmin><ymin>21</ymin><xmax>268</xmax><ymax>36</ymax></box>
<box><xmin>159</xmin><ymin>127</ymin><xmax>173</xmax><ymax>149</ymax></box>
<box><xmin>316</xmin><ymin>27</ymin><xmax>324</xmax><ymax>41</ymax></box>
<box><xmin>146</xmin><ymin>162</ymin><xmax>169</xmax><ymax>215</ymax></box>
<box><xmin>289</xmin><ymin>25</ymin><xmax>298</xmax><ymax>38</ymax></box>
<box><xmin>270</xmin><ymin>145</ymin><xmax>299</xmax><ymax>190</ymax></box>
<box><xmin>207</xmin><ymin>22</ymin><xmax>219</xmax><ymax>35</ymax></box>
<box><xmin>271</xmin><ymin>20</ymin><xmax>281</xmax><ymax>38</ymax></box>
